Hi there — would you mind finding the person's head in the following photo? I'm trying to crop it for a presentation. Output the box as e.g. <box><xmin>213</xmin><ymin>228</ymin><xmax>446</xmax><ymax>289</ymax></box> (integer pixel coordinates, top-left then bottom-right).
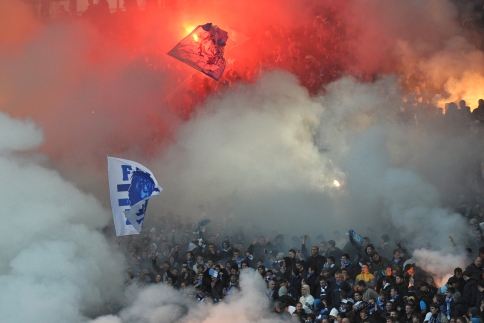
<box><xmin>292</xmin><ymin>268</ymin><xmax>300</xmax><ymax>277</ymax></box>
<box><xmin>259</xmin><ymin>236</ymin><xmax>267</xmax><ymax>245</ymax></box>
<box><xmin>393</xmin><ymin>249</ymin><xmax>402</xmax><ymax>259</ymax></box>
<box><xmin>296</xmin><ymin>302</ymin><xmax>303</xmax><ymax>312</ymax></box>
<box><xmin>308</xmin><ymin>265</ymin><xmax>316</xmax><ymax>274</ymax></box>
<box><xmin>241</xmin><ymin>261</ymin><xmax>249</xmax><ymax>269</ymax></box>
<box><xmin>311</xmin><ymin>246</ymin><xmax>319</xmax><ymax>256</ymax></box>
<box><xmin>207</xmin><ymin>259</ymin><xmax>214</xmax><ymax>268</ymax></box>
<box><xmin>268</xmin><ymin>280</ymin><xmax>276</xmax><ymax>290</ymax></box>
<box><xmin>288</xmin><ymin>249</ymin><xmax>296</xmax><ymax>258</ymax></box>
<box><xmin>335</xmin><ymin>271</ymin><xmax>343</xmax><ymax>282</ymax></box>
<box><xmin>429</xmin><ymin>303</ymin><xmax>439</xmax><ymax>314</ymax></box>
<box><xmin>360</xmin><ymin>310</ymin><xmax>368</xmax><ymax>319</ymax></box>
<box><xmin>390</xmin><ymin>286</ymin><xmax>398</xmax><ymax>297</ymax></box>
<box><xmin>319</xmin><ymin>277</ymin><xmax>327</xmax><ymax>286</ymax></box>
<box><xmin>446</xmin><ymin>287</ymin><xmax>456</xmax><ymax>298</ymax></box>
<box><xmin>155</xmin><ymin>274</ymin><xmax>162</xmax><ymax>282</ymax></box>
<box><xmin>341</xmin><ymin>254</ymin><xmax>350</xmax><ymax>267</ymax></box>
<box><xmin>327</xmin><ymin>256</ymin><xmax>335</xmax><ymax>265</ymax></box>
<box><xmin>463</xmin><ymin>270</ymin><xmax>472</xmax><ymax>281</ymax></box>
<box><xmin>366</xmin><ymin>245</ymin><xmax>374</xmax><ymax>254</ymax></box>
<box><xmin>395</xmin><ymin>274</ymin><xmax>404</xmax><ymax>284</ymax></box>
<box><xmin>412</xmin><ymin>313</ymin><xmax>422</xmax><ymax>323</ymax></box>
<box><xmin>296</xmin><ymin>261</ymin><xmax>304</xmax><ymax>271</ymax></box>
<box><xmin>384</xmin><ymin>266</ymin><xmax>392</xmax><ymax>276</ymax></box>
<box><xmin>390</xmin><ymin>310</ymin><xmax>398</xmax><ymax>318</ymax></box>
<box><xmin>302</xmin><ymin>284</ymin><xmax>310</xmax><ymax>296</ymax></box>
<box><xmin>386</xmin><ymin>301</ymin><xmax>393</xmax><ymax>311</ymax></box>
<box><xmin>456</xmin><ymin>317</ymin><xmax>466</xmax><ymax>323</ymax></box>
<box><xmin>208</xmin><ymin>243</ymin><xmax>216</xmax><ymax>253</ymax></box>
<box><xmin>405</xmin><ymin>304</ymin><xmax>414</xmax><ymax>314</ymax></box>
<box><xmin>354</xmin><ymin>290</ymin><xmax>362</xmax><ymax>300</ymax></box>
<box><xmin>357</xmin><ymin>280</ymin><xmax>367</xmax><ymax>292</ymax></box>
<box><xmin>454</xmin><ymin>267</ymin><xmax>463</xmax><ymax>278</ymax></box>
<box><xmin>387</xmin><ymin>317</ymin><xmax>397</xmax><ymax>323</ymax></box>
<box><xmin>379</xmin><ymin>291</ymin><xmax>386</xmax><ymax>302</ymax></box>
<box><xmin>230</xmin><ymin>274</ymin><xmax>238</xmax><ymax>282</ymax></box>
<box><xmin>475</xmin><ymin>257</ymin><xmax>483</xmax><ymax>268</ymax></box>
<box><xmin>370</xmin><ymin>251</ymin><xmax>381</xmax><ymax>262</ymax></box>
<box><xmin>274</xmin><ymin>301</ymin><xmax>287</xmax><ymax>313</ymax></box>
<box><xmin>186</xmin><ymin>251</ymin><xmax>194</xmax><ymax>260</ymax></box>
<box><xmin>433</xmin><ymin>293</ymin><xmax>444</xmax><ymax>304</ymax></box>
<box><xmin>361</xmin><ymin>264</ymin><xmax>370</xmax><ymax>274</ymax></box>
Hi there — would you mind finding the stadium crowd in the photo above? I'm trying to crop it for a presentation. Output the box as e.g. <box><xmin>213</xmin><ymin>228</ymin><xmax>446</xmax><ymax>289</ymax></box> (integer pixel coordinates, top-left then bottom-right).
<box><xmin>119</xmin><ymin>215</ymin><xmax>484</xmax><ymax>323</ymax></box>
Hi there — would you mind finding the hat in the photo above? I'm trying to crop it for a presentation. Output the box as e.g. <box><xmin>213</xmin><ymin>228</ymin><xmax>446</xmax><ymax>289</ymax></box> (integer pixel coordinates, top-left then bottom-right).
<box><xmin>330</xmin><ymin>308</ymin><xmax>339</xmax><ymax>317</ymax></box>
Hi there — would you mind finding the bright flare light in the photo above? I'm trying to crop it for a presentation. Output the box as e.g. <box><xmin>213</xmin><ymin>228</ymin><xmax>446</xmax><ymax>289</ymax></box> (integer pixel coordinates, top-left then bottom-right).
<box><xmin>333</xmin><ymin>180</ymin><xmax>341</xmax><ymax>187</ymax></box>
<box><xmin>183</xmin><ymin>26</ymin><xmax>198</xmax><ymax>42</ymax></box>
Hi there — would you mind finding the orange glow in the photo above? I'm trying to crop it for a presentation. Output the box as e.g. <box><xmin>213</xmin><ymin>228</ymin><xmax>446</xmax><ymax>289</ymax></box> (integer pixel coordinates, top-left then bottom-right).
<box><xmin>193</xmin><ymin>33</ymin><xmax>198</xmax><ymax>42</ymax></box>
<box><xmin>184</xmin><ymin>26</ymin><xmax>195</xmax><ymax>34</ymax></box>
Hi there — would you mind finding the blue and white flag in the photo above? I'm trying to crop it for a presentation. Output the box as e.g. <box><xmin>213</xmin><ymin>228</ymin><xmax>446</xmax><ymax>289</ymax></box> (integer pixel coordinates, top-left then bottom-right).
<box><xmin>108</xmin><ymin>157</ymin><xmax>161</xmax><ymax>236</ymax></box>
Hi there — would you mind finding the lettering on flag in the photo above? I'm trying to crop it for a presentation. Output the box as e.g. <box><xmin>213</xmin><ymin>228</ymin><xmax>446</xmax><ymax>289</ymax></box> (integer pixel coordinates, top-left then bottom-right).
<box><xmin>108</xmin><ymin>157</ymin><xmax>162</xmax><ymax>236</ymax></box>
<box><xmin>168</xmin><ymin>23</ymin><xmax>229</xmax><ymax>81</ymax></box>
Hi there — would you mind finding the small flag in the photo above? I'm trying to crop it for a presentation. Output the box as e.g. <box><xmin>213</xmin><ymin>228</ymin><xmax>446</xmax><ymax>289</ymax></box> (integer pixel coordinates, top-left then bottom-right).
<box><xmin>168</xmin><ymin>23</ymin><xmax>229</xmax><ymax>81</ymax></box>
<box><xmin>108</xmin><ymin>157</ymin><xmax>161</xmax><ymax>236</ymax></box>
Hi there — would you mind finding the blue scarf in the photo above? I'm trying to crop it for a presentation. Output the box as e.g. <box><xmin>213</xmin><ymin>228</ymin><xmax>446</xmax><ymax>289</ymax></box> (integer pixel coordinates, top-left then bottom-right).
<box><xmin>445</xmin><ymin>297</ymin><xmax>452</xmax><ymax>319</ymax></box>
<box><xmin>376</xmin><ymin>297</ymin><xmax>385</xmax><ymax>311</ymax></box>
<box><xmin>341</xmin><ymin>259</ymin><xmax>350</xmax><ymax>268</ymax></box>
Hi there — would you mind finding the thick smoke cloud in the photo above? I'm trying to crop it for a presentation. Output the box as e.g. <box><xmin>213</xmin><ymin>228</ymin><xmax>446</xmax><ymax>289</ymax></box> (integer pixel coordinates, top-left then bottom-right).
<box><xmin>0</xmin><ymin>113</ymin><xmax>124</xmax><ymax>322</ymax></box>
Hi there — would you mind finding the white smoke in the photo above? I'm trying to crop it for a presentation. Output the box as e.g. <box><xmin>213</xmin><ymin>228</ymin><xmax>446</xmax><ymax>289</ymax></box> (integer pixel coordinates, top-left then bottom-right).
<box><xmin>0</xmin><ymin>112</ymin><xmax>125</xmax><ymax>323</ymax></box>
<box><xmin>90</xmin><ymin>270</ymin><xmax>277</xmax><ymax>323</ymax></box>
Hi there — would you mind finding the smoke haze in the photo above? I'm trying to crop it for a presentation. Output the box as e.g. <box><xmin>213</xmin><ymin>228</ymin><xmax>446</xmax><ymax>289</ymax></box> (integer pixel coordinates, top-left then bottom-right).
<box><xmin>1</xmin><ymin>0</ymin><xmax>483</xmax><ymax>321</ymax></box>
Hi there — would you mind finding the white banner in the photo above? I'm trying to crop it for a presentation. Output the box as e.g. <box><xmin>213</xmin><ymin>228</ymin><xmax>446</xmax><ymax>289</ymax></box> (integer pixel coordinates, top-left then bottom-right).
<box><xmin>107</xmin><ymin>157</ymin><xmax>161</xmax><ymax>236</ymax></box>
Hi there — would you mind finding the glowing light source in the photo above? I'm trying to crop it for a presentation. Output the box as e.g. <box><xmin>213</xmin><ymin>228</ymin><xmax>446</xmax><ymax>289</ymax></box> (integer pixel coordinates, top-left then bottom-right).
<box><xmin>193</xmin><ymin>33</ymin><xmax>198</xmax><ymax>42</ymax></box>
<box><xmin>333</xmin><ymin>180</ymin><xmax>340</xmax><ymax>187</ymax></box>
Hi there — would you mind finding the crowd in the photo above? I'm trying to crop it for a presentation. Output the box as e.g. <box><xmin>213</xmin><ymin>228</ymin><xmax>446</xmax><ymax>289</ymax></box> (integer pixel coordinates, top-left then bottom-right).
<box><xmin>117</xmin><ymin>209</ymin><xmax>484</xmax><ymax>323</ymax></box>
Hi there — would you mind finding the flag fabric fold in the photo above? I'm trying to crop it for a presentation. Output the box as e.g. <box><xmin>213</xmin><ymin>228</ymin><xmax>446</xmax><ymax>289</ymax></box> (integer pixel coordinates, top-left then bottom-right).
<box><xmin>168</xmin><ymin>22</ymin><xmax>229</xmax><ymax>81</ymax></box>
<box><xmin>108</xmin><ymin>157</ymin><xmax>161</xmax><ymax>236</ymax></box>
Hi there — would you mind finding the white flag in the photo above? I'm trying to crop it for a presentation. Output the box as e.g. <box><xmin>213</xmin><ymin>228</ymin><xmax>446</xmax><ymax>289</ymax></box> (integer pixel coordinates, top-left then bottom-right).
<box><xmin>107</xmin><ymin>157</ymin><xmax>161</xmax><ymax>236</ymax></box>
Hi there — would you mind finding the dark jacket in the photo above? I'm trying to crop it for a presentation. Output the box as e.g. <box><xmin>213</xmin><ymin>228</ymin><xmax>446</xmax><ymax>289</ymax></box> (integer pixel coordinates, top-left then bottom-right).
<box><xmin>462</xmin><ymin>277</ymin><xmax>479</xmax><ymax>308</ymax></box>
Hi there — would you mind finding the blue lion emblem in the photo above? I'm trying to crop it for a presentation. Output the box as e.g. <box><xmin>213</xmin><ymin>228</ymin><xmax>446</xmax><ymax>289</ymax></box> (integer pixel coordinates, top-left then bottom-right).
<box><xmin>128</xmin><ymin>168</ymin><xmax>157</xmax><ymax>206</ymax></box>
